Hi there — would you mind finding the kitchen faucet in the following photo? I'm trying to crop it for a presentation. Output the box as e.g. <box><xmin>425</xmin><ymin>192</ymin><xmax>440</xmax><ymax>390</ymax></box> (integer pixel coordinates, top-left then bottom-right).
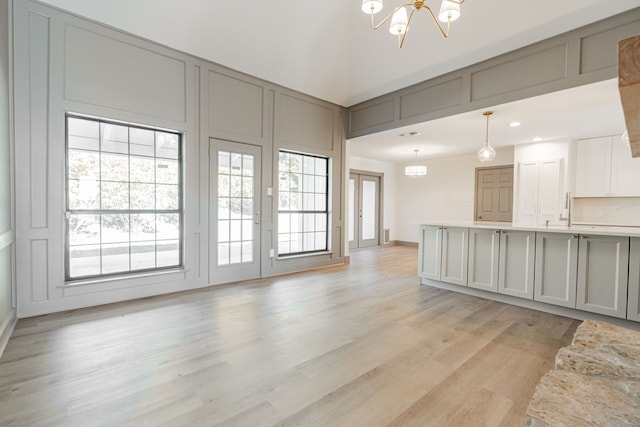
<box><xmin>559</xmin><ymin>192</ymin><xmax>571</xmax><ymax>226</ymax></box>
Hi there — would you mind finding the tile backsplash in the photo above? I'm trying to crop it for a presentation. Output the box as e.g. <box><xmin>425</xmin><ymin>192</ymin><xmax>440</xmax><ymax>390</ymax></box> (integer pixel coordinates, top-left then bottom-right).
<box><xmin>572</xmin><ymin>197</ymin><xmax>640</xmax><ymax>227</ymax></box>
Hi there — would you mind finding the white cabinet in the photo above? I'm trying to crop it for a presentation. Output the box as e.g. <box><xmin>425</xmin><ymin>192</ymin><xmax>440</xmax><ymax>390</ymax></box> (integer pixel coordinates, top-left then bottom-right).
<box><xmin>467</xmin><ymin>228</ymin><xmax>536</xmax><ymax>299</ymax></box>
<box><xmin>575</xmin><ymin>136</ymin><xmax>640</xmax><ymax>197</ymax></box>
<box><xmin>498</xmin><ymin>230</ymin><xmax>536</xmax><ymax>299</ymax></box>
<box><xmin>575</xmin><ymin>137</ymin><xmax>612</xmax><ymax>197</ymax></box>
<box><xmin>534</xmin><ymin>232</ymin><xmax>578</xmax><ymax>308</ymax></box>
<box><xmin>420</xmin><ymin>225</ymin><xmax>637</xmax><ymax>321</ymax></box>
<box><xmin>628</xmin><ymin>237</ymin><xmax>640</xmax><ymax>322</ymax></box>
<box><xmin>611</xmin><ymin>141</ymin><xmax>640</xmax><ymax>196</ymax></box>
<box><xmin>576</xmin><ymin>234</ymin><xmax>629</xmax><ymax>319</ymax></box>
<box><xmin>418</xmin><ymin>225</ymin><xmax>442</xmax><ymax>281</ymax></box>
<box><xmin>468</xmin><ymin>228</ymin><xmax>500</xmax><ymax>292</ymax></box>
<box><xmin>418</xmin><ymin>225</ymin><xmax>468</xmax><ymax>286</ymax></box>
<box><xmin>534</xmin><ymin>231</ymin><xmax>630</xmax><ymax>318</ymax></box>
<box><xmin>517</xmin><ymin>159</ymin><xmax>564</xmax><ymax>226</ymax></box>
<box><xmin>441</xmin><ymin>227</ymin><xmax>468</xmax><ymax>286</ymax></box>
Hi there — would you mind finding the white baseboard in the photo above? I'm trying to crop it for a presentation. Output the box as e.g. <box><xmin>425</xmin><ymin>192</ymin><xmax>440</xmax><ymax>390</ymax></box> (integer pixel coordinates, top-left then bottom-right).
<box><xmin>0</xmin><ymin>308</ymin><xmax>17</xmax><ymax>359</ymax></box>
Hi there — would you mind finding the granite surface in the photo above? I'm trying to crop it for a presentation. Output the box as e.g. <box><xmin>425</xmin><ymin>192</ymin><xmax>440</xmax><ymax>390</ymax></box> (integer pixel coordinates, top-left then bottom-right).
<box><xmin>525</xmin><ymin>370</ymin><xmax>640</xmax><ymax>427</ymax></box>
<box><xmin>525</xmin><ymin>320</ymin><xmax>640</xmax><ymax>426</ymax></box>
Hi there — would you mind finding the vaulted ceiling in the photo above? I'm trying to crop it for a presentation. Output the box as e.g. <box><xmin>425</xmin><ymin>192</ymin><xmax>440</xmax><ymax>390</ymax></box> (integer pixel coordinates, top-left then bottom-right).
<box><xmin>38</xmin><ymin>0</ymin><xmax>640</xmax><ymax>161</ymax></box>
<box><xmin>38</xmin><ymin>0</ymin><xmax>640</xmax><ymax>106</ymax></box>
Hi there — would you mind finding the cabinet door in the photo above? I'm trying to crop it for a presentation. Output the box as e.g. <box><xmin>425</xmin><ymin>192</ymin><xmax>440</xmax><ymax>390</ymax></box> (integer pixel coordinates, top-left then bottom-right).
<box><xmin>576</xmin><ymin>235</ymin><xmax>629</xmax><ymax>319</ymax></box>
<box><xmin>418</xmin><ymin>225</ymin><xmax>442</xmax><ymax>281</ymax></box>
<box><xmin>628</xmin><ymin>237</ymin><xmax>640</xmax><ymax>322</ymax></box>
<box><xmin>575</xmin><ymin>137</ymin><xmax>612</xmax><ymax>197</ymax></box>
<box><xmin>517</xmin><ymin>161</ymin><xmax>539</xmax><ymax>225</ymax></box>
<box><xmin>610</xmin><ymin>139</ymin><xmax>640</xmax><ymax>196</ymax></box>
<box><xmin>537</xmin><ymin>159</ymin><xmax>563</xmax><ymax>226</ymax></box>
<box><xmin>468</xmin><ymin>228</ymin><xmax>499</xmax><ymax>292</ymax></box>
<box><xmin>534</xmin><ymin>232</ymin><xmax>578</xmax><ymax>308</ymax></box>
<box><xmin>441</xmin><ymin>227</ymin><xmax>468</xmax><ymax>286</ymax></box>
<box><xmin>498</xmin><ymin>230</ymin><xmax>535</xmax><ymax>299</ymax></box>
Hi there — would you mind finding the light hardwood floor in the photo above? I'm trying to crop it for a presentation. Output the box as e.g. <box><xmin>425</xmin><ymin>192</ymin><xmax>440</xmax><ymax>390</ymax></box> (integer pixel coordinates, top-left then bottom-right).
<box><xmin>0</xmin><ymin>246</ymin><xmax>579</xmax><ymax>426</ymax></box>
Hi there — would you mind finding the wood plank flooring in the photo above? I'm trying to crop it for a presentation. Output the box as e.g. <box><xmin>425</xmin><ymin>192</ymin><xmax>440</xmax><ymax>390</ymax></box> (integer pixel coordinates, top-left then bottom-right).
<box><xmin>0</xmin><ymin>246</ymin><xmax>579</xmax><ymax>426</ymax></box>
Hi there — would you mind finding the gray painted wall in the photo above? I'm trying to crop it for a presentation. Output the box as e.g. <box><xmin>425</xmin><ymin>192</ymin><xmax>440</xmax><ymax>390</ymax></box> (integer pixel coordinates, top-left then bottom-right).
<box><xmin>0</xmin><ymin>0</ymin><xmax>16</xmax><ymax>349</ymax></box>
<box><xmin>347</xmin><ymin>8</ymin><xmax>640</xmax><ymax>139</ymax></box>
<box><xmin>12</xmin><ymin>0</ymin><xmax>345</xmax><ymax>317</ymax></box>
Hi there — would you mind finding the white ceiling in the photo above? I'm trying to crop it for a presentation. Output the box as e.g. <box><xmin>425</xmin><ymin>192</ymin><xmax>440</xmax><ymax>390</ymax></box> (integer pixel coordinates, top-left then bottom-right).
<box><xmin>38</xmin><ymin>0</ymin><xmax>638</xmax><ymax>162</ymax></box>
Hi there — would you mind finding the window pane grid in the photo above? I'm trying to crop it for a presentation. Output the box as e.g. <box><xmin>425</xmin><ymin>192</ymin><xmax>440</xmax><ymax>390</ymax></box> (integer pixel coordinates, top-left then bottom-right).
<box><xmin>217</xmin><ymin>150</ymin><xmax>255</xmax><ymax>266</ymax></box>
<box><xmin>278</xmin><ymin>151</ymin><xmax>329</xmax><ymax>256</ymax></box>
<box><xmin>66</xmin><ymin>115</ymin><xmax>182</xmax><ymax>281</ymax></box>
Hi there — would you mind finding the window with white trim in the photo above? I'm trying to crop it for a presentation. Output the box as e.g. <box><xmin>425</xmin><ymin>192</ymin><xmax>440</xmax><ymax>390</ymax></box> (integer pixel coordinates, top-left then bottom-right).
<box><xmin>278</xmin><ymin>151</ymin><xmax>329</xmax><ymax>256</ymax></box>
<box><xmin>65</xmin><ymin>115</ymin><xmax>183</xmax><ymax>280</ymax></box>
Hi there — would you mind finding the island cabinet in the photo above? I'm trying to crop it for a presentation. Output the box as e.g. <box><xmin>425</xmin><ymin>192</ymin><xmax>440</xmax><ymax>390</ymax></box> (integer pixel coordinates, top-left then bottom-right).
<box><xmin>467</xmin><ymin>228</ymin><xmax>536</xmax><ymax>297</ymax></box>
<box><xmin>535</xmin><ymin>232</ymin><xmax>629</xmax><ymax>318</ymax></box>
<box><xmin>418</xmin><ymin>225</ymin><xmax>468</xmax><ymax>285</ymax></box>
<box><xmin>534</xmin><ymin>232</ymin><xmax>578</xmax><ymax>308</ymax></box>
<box><xmin>468</xmin><ymin>228</ymin><xmax>500</xmax><ymax>292</ymax></box>
<box><xmin>418</xmin><ymin>225</ymin><xmax>442</xmax><ymax>281</ymax></box>
<box><xmin>576</xmin><ymin>235</ymin><xmax>629</xmax><ymax>319</ymax></box>
<box><xmin>440</xmin><ymin>227</ymin><xmax>469</xmax><ymax>286</ymax></box>
<box><xmin>628</xmin><ymin>238</ymin><xmax>640</xmax><ymax>322</ymax></box>
<box><xmin>497</xmin><ymin>230</ymin><xmax>536</xmax><ymax>299</ymax></box>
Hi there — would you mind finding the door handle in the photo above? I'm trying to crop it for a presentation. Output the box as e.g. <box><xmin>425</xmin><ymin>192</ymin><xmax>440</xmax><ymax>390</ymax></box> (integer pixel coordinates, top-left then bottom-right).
<box><xmin>255</xmin><ymin>211</ymin><xmax>261</xmax><ymax>225</ymax></box>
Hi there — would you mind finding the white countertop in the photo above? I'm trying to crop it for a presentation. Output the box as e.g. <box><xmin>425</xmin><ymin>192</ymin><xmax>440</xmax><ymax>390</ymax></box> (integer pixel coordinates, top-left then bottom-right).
<box><xmin>416</xmin><ymin>221</ymin><xmax>640</xmax><ymax>238</ymax></box>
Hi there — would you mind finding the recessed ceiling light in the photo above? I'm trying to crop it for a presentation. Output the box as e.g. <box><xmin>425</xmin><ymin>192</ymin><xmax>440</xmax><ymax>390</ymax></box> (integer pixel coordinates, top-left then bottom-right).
<box><xmin>509</xmin><ymin>121</ymin><xmax>521</xmax><ymax>127</ymax></box>
<box><xmin>399</xmin><ymin>131</ymin><xmax>421</xmax><ymax>137</ymax></box>
<box><xmin>533</xmin><ymin>137</ymin><xmax>543</xmax><ymax>142</ymax></box>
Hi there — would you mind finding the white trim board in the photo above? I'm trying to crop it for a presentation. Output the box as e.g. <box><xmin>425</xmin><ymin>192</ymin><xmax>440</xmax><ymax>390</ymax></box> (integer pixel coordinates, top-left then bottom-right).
<box><xmin>0</xmin><ymin>308</ymin><xmax>16</xmax><ymax>359</ymax></box>
<box><xmin>0</xmin><ymin>229</ymin><xmax>14</xmax><ymax>251</ymax></box>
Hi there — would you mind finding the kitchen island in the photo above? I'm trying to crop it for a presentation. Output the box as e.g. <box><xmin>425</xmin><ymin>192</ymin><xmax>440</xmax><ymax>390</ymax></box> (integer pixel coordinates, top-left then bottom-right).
<box><xmin>418</xmin><ymin>222</ymin><xmax>640</xmax><ymax>326</ymax></box>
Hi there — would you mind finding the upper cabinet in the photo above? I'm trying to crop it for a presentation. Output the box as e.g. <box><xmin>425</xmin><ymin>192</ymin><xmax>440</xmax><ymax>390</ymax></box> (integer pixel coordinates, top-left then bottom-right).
<box><xmin>575</xmin><ymin>136</ymin><xmax>640</xmax><ymax>197</ymax></box>
<box><xmin>516</xmin><ymin>158</ymin><xmax>565</xmax><ymax>226</ymax></box>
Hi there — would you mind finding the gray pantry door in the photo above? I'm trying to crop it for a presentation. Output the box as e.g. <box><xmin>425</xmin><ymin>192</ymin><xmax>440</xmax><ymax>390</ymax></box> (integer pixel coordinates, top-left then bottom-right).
<box><xmin>210</xmin><ymin>139</ymin><xmax>262</xmax><ymax>284</ymax></box>
<box><xmin>349</xmin><ymin>172</ymin><xmax>380</xmax><ymax>249</ymax></box>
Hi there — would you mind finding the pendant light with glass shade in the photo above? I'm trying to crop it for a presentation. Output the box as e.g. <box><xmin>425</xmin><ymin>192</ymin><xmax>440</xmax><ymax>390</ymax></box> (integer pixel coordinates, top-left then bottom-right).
<box><xmin>622</xmin><ymin>129</ymin><xmax>630</xmax><ymax>147</ymax></box>
<box><xmin>405</xmin><ymin>149</ymin><xmax>427</xmax><ymax>178</ymax></box>
<box><xmin>477</xmin><ymin>111</ymin><xmax>496</xmax><ymax>162</ymax></box>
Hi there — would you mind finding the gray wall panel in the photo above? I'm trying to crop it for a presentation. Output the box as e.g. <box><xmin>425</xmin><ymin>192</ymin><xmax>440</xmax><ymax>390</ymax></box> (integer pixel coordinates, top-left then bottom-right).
<box><xmin>64</xmin><ymin>25</ymin><xmax>187</xmax><ymax>123</ymax></box>
<box><xmin>29</xmin><ymin>12</ymin><xmax>49</xmax><ymax>229</ymax></box>
<box><xmin>400</xmin><ymin>77</ymin><xmax>463</xmax><ymax>120</ymax></box>
<box><xmin>349</xmin><ymin>99</ymin><xmax>395</xmax><ymax>134</ymax></box>
<box><xmin>0</xmin><ymin>0</ymin><xmax>15</xmax><ymax>351</ymax></box>
<box><xmin>278</xmin><ymin>93</ymin><xmax>334</xmax><ymax>151</ymax></box>
<box><xmin>470</xmin><ymin>43</ymin><xmax>568</xmax><ymax>102</ymax></box>
<box><xmin>580</xmin><ymin>19</ymin><xmax>640</xmax><ymax>75</ymax></box>
<box><xmin>208</xmin><ymin>70</ymin><xmax>264</xmax><ymax>141</ymax></box>
<box><xmin>30</xmin><ymin>239</ymin><xmax>48</xmax><ymax>302</ymax></box>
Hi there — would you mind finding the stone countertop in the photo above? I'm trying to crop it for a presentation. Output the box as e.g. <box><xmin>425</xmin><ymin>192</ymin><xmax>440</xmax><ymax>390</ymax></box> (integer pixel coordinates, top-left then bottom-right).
<box><xmin>414</xmin><ymin>221</ymin><xmax>640</xmax><ymax>238</ymax></box>
<box><xmin>526</xmin><ymin>320</ymin><xmax>640</xmax><ymax>427</ymax></box>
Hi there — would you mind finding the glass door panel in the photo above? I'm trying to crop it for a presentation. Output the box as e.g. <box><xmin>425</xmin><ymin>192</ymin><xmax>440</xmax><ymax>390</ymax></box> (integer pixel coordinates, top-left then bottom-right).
<box><xmin>349</xmin><ymin>172</ymin><xmax>381</xmax><ymax>249</ymax></box>
<box><xmin>210</xmin><ymin>139</ymin><xmax>261</xmax><ymax>284</ymax></box>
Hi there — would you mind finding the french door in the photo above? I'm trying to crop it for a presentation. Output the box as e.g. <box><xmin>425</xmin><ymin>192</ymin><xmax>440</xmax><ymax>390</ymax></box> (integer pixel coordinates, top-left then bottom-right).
<box><xmin>349</xmin><ymin>172</ymin><xmax>381</xmax><ymax>249</ymax></box>
<box><xmin>210</xmin><ymin>139</ymin><xmax>261</xmax><ymax>284</ymax></box>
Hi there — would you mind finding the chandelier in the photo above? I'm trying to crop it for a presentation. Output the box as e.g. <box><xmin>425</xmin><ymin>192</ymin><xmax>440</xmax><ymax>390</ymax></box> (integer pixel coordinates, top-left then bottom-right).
<box><xmin>405</xmin><ymin>149</ymin><xmax>427</xmax><ymax>178</ymax></box>
<box><xmin>477</xmin><ymin>111</ymin><xmax>496</xmax><ymax>162</ymax></box>
<box><xmin>361</xmin><ymin>0</ymin><xmax>465</xmax><ymax>48</ymax></box>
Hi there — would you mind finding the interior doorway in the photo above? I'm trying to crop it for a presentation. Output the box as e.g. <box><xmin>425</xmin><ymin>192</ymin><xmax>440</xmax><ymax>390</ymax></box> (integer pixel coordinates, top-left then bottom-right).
<box><xmin>349</xmin><ymin>171</ymin><xmax>382</xmax><ymax>249</ymax></box>
<box><xmin>475</xmin><ymin>165</ymin><xmax>514</xmax><ymax>222</ymax></box>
